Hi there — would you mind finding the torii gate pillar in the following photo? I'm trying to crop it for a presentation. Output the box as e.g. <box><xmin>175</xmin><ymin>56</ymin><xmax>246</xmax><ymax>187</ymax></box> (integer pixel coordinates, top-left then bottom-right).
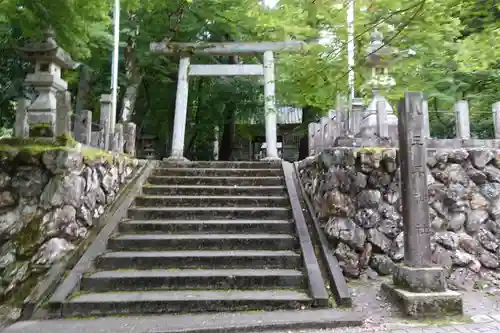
<box><xmin>169</xmin><ymin>57</ymin><xmax>190</xmax><ymax>160</ymax></box>
<box><xmin>263</xmin><ymin>50</ymin><xmax>278</xmax><ymax>159</ymax></box>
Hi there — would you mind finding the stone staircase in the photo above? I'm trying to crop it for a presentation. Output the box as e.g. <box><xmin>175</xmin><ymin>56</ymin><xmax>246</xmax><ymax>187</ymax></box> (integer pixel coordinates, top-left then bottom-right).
<box><xmin>58</xmin><ymin>161</ymin><xmax>323</xmax><ymax>317</ymax></box>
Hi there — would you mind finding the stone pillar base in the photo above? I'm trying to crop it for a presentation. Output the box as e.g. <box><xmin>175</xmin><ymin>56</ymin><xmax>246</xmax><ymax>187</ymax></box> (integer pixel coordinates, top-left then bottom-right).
<box><xmin>381</xmin><ymin>283</ymin><xmax>463</xmax><ymax>318</ymax></box>
<box><xmin>393</xmin><ymin>265</ymin><xmax>446</xmax><ymax>292</ymax></box>
<box><xmin>162</xmin><ymin>156</ymin><xmax>191</xmax><ymax>165</ymax></box>
<box><xmin>261</xmin><ymin>156</ymin><xmax>281</xmax><ymax>161</ymax></box>
<box><xmin>382</xmin><ymin>265</ymin><xmax>463</xmax><ymax>318</ymax></box>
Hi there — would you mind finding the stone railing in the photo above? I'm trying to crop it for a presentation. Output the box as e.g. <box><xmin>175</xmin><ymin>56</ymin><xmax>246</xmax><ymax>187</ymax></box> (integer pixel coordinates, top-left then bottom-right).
<box><xmin>298</xmin><ymin>147</ymin><xmax>500</xmax><ymax>291</ymax></box>
<box><xmin>308</xmin><ymin>100</ymin><xmax>500</xmax><ymax>155</ymax></box>
<box><xmin>0</xmin><ymin>145</ymin><xmax>140</xmax><ymax>309</ymax></box>
<box><xmin>15</xmin><ymin>92</ymin><xmax>137</xmax><ymax>156</ymax></box>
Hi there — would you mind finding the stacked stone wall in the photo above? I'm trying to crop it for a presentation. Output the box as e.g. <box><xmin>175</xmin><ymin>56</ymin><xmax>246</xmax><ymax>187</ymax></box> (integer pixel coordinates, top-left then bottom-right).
<box><xmin>0</xmin><ymin>148</ymin><xmax>139</xmax><ymax>305</ymax></box>
<box><xmin>298</xmin><ymin>148</ymin><xmax>500</xmax><ymax>290</ymax></box>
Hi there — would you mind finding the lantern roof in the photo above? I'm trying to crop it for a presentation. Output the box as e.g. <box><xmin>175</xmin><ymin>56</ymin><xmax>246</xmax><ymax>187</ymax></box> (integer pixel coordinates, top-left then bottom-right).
<box><xmin>18</xmin><ymin>28</ymin><xmax>80</xmax><ymax>69</ymax></box>
<box><xmin>365</xmin><ymin>29</ymin><xmax>395</xmax><ymax>67</ymax></box>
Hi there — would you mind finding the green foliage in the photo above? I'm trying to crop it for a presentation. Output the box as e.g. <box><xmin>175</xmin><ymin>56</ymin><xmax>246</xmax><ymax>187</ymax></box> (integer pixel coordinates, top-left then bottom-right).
<box><xmin>0</xmin><ymin>0</ymin><xmax>498</xmax><ymax>157</ymax></box>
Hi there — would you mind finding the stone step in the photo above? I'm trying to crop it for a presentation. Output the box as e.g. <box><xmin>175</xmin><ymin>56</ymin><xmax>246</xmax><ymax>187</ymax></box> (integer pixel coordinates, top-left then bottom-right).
<box><xmin>107</xmin><ymin>234</ymin><xmax>298</xmax><ymax>251</ymax></box>
<box><xmin>134</xmin><ymin>195</ymin><xmax>289</xmax><ymax>208</ymax></box>
<box><xmin>62</xmin><ymin>290</ymin><xmax>312</xmax><ymax>317</ymax></box>
<box><xmin>118</xmin><ymin>219</ymin><xmax>294</xmax><ymax>234</ymax></box>
<box><xmin>81</xmin><ymin>269</ymin><xmax>306</xmax><ymax>292</ymax></box>
<box><xmin>147</xmin><ymin>176</ymin><xmax>284</xmax><ymax>186</ymax></box>
<box><xmin>127</xmin><ymin>206</ymin><xmax>291</xmax><ymax>220</ymax></box>
<box><xmin>95</xmin><ymin>250</ymin><xmax>301</xmax><ymax>270</ymax></box>
<box><xmin>159</xmin><ymin>161</ymin><xmax>282</xmax><ymax>169</ymax></box>
<box><xmin>142</xmin><ymin>184</ymin><xmax>287</xmax><ymax>196</ymax></box>
<box><xmin>152</xmin><ymin>168</ymin><xmax>282</xmax><ymax>177</ymax></box>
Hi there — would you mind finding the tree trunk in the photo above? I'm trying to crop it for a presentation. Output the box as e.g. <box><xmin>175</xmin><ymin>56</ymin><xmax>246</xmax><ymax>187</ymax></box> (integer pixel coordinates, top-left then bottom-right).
<box><xmin>119</xmin><ymin>12</ymin><xmax>142</xmax><ymax>122</ymax></box>
<box><xmin>120</xmin><ymin>73</ymin><xmax>143</xmax><ymax>122</ymax></box>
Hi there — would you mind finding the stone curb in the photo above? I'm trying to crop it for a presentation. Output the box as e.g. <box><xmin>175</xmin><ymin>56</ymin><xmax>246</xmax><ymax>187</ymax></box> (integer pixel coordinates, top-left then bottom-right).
<box><xmin>3</xmin><ymin>309</ymin><xmax>365</xmax><ymax>333</ymax></box>
<box><xmin>292</xmin><ymin>161</ymin><xmax>353</xmax><ymax>307</ymax></box>
<box><xmin>282</xmin><ymin>161</ymin><xmax>329</xmax><ymax>307</ymax></box>
<box><xmin>31</xmin><ymin>160</ymin><xmax>156</xmax><ymax>318</ymax></box>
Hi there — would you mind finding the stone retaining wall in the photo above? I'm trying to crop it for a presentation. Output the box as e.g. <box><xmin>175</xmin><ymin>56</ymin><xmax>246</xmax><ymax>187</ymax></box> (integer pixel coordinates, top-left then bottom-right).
<box><xmin>0</xmin><ymin>147</ymin><xmax>139</xmax><ymax>305</ymax></box>
<box><xmin>298</xmin><ymin>148</ymin><xmax>500</xmax><ymax>291</ymax></box>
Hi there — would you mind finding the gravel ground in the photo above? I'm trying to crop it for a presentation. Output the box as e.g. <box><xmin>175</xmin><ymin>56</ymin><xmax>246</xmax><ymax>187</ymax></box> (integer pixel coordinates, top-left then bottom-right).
<box><xmin>260</xmin><ymin>278</ymin><xmax>500</xmax><ymax>333</ymax></box>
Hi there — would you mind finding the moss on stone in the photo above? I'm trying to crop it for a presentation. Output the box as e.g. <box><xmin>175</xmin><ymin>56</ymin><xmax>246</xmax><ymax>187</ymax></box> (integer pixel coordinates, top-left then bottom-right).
<box><xmin>29</xmin><ymin>123</ymin><xmax>54</xmax><ymax>138</ymax></box>
<box><xmin>6</xmin><ymin>273</ymin><xmax>40</xmax><ymax>306</ymax></box>
<box><xmin>354</xmin><ymin>147</ymin><xmax>388</xmax><ymax>153</ymax></box>
<box><xmin>0</xmin><ymin>134</ymin><xmax>117</xmax><ymax>163</ymax></box>
<box><xmin>12</xmin><ymin>216</ymin><xmax>43</xmax><ymax>260</ymax></box>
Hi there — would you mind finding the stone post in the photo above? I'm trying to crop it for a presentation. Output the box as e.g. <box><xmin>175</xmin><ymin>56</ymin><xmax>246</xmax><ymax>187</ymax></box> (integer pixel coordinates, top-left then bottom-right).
<box><xmin>350</xmin><ymin>97</ymin><xmax>364</xmax><ymax>135</ymax></box>
<box><xmin>213</xmin><ymin>126</ymin><xmax>219</xmax><ymax>160</ymax></box>
<box><xmin>382</xmin><ymin>92</ymin><xmax>462</xmax><ymax>318</ymax></box>
<box><xmin>320</xmin><ymin>116</ymin><xmax>329</xmax><ymax>149</ymax></box>
<box><xmin>100</xmin><ymin>94</ymin><xmax>112</xmax><ymax>150</ymax></box>
<box><xmin>111</xmin><ymin>123</ymin><xmax>124</xmax><ymax>153</ymax></box>
<box><xmin>335</xmin><ymin>94</ymin><xmax>348</xmax><ymax>136</ymax></box>
<box><xmin>327</xmin><ymin>110</ymin><xmax>337</xmax><ymax>146</ymax></box>
<box><xmin>376</xmin><ymin>100</ymin><xmax>388</xmax><ymax>137</ymax></box>
<box><xmin>75</xmin><ymin>110</ymin><xmax>93</xmax><ymax>145</ymax></box>
<box><xmin>78</xmin><ymin>110</ymin><xmax>93</xmax><ymax>145</ymax></box>
<box><xmin>314</xmin><ymin>122</ymin><xmax>321</xmax><ymax>154</ymax></box>
<box><xmin>422</xmin><ymin>99</ymin><xmax>430</xmax><ymax>139</ymax></box>
<box><xmin>90</xmin><ymin>131</ymin><xmax>100</xmax><ymax>147</ymax></box>
<box><xmin>168</xmin><ymin>57</ymin><xmax>190</xmax><ymax>161</ymax></box>
<box><xmin>15</xmin><ymin>97</ymin><xmax>31</xmax><ymax>138</ymax></box>
<box><xmin>123</xmin><ymin>122</ymin><xmax>137</xmax><ymax>156</ymax></box>
<box><xmin>308</xmin><ymin>123</ymin><xmax>315</xmax><ymax>156</ymax></box>
<box><xmin>55</xmin><ymin>91</ymin><xmax>72</xmax><ymax>137</ymax></box>
<box><xmin>263</xmin><ymin>50</ymin><xmax>279</xmax><ymax>159</ymax></box>
<box><xmin>493</xmin><ymin>102</ymin><xmax>500</xmax><ymax>139</ymax></box>
<box><xmin>454</xmin><ymin>100</ymin><xmax>470</xmax><ymax>139</ymax></box>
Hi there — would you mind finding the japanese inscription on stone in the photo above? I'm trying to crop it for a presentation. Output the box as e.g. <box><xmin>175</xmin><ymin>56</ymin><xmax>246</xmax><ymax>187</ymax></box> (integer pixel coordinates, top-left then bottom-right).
<box><xmin>397</xmin><ymin>92</ymin><xmax>432</xmax><ymax>267</ymax></box>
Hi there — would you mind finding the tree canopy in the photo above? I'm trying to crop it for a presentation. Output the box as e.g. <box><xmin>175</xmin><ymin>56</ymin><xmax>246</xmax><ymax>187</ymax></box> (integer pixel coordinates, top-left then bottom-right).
<box><xmin>0</xmin><ymin>0</ymin><xmax>498</xmax><ymax>155</ymax></box>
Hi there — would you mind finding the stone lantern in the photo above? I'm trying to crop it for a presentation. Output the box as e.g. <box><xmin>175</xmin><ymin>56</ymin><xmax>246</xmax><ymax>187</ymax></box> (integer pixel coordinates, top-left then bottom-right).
<box><xmin>18</xmin><ymin>28</ymin><xmax>79</xmax><ymax>138</ymax></box>
<box><xmin>359</xmin><ymin>29</ymin><xmax>398</xmax><ymax>141</ymax></box>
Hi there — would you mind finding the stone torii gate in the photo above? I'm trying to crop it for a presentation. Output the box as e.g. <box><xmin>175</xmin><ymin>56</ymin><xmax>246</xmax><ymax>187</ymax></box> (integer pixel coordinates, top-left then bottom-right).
<box><xmin>149</xmin><ymin>41</ymin><xmax>306</xmax><ymax>161</ymax></box>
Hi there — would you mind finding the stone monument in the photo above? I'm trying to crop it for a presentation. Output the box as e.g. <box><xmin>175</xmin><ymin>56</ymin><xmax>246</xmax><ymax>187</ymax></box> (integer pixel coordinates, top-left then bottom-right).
<box><xmin>18</xmin><ymin>28</ymin><xmax>79</xmax><ymax>138</ymax></box>
<box><xmin>381</xmin><ymin>92</ymin><xmax>463</xmax><ymax>318</ymax></box>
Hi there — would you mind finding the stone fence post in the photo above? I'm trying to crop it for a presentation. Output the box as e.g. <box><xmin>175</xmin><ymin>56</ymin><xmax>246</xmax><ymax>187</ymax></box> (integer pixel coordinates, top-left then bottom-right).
<box><xmin>454</xmin><ymin>100</ymin><xmax>470</xmax><ymax>139</ymax></box>
<box><xmin>111</xmin><ymin>123</ymin><xmax>124</xmax><ymax>153</ymax></box>
<box><xmin>382</xmin><ymin>92</ymin><xmax>462</xmax><ymax>318</ymax></box>
<box><xmin>124</xmin><ymin>122</ymin><xmax>137</xmax><ymax>156</ymax></box>
<box><xmin>336</xmin><ymin>94</ymin><xmax>348</xmax><ymax>136</ymax></box>
<box><xmin>493</xmin><ymin>102</ymin><xmax>500</xmax><ymax>139</ymax></box>
<box><xmin>55</xmin><ymin>91</ymin><xmax>72</xmax><ymax>137</ymax></box>
<box><xmin>308</xmin><ymin>123</ymin><xmax>315</xmax><ymax>156</ymax></box>
<box><xmin>422</xmin><ymin>98</ymin><xmax>430</xmax><ymax>139</ymax></box>
<box><xmin>351</xmin><ymin>98</ymin><xmax>364</xmax><ymax>135</ymax></box>
<box><xmin>75</xmin><ymin>110</ymin><xmax>93</xmax><ymax>145</ymax></box>
<box><xmin>327</xmin><ymin>110</ymin><xmax>337</xmax><ymax>146</ymax></box>
<box><xmin>314</xmin><ymin>123</ymin><xmax>321</xmax><ymax>154</ymax></box>
<box><xmin>15</xmin><ymin>97</ymin><xmax>31</xmax><ymax>138</ymax></box>
<box><xmin>376</xmin><ymin>100</ymin><xmax>388</xmax><ymax>137</ymax></box>
<box><xmin>100</xmin><ymin>94</ymin><xmax>112</xmax><ymax>150</ymax></box>
<box><xmin>320</xmin><ymin>116</ymin><xmax>329</xmax><ymax>149</ymax></box>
